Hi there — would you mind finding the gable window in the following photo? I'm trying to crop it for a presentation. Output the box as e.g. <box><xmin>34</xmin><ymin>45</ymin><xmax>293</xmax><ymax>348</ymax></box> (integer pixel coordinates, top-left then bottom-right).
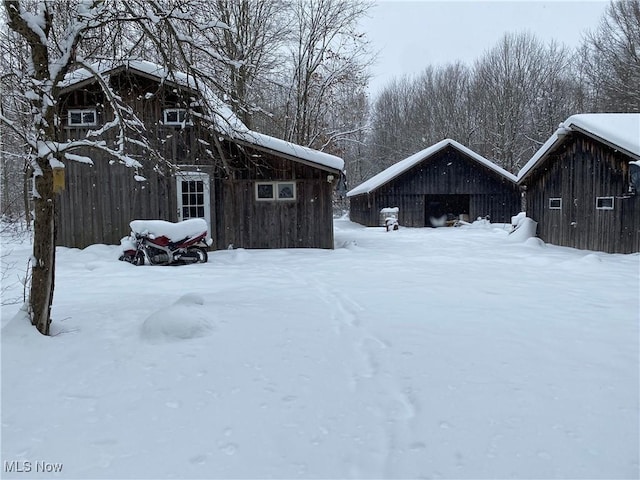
<box><xmin>548</xmin><ymin>198</ymin><xmax>562</xmax><ymax>210</ymax></box>
<box><xmin>596</xmin><ymin>196</ymin><xmax>614</xmax><ymax>210</ymax></box>
<box><xmin>163</xmin><ymin>108</ymin><xmax>190</xmax><ymax>126</ymax></box>
<box><xmin>68</xmin><ymin>109</ymin><xmax>97</xmax><ymax>127</ymax></box>
<box><xmin>255</xmin><ymin>182</ymin><xmax>296</xmax><ymax>201</ymax></box>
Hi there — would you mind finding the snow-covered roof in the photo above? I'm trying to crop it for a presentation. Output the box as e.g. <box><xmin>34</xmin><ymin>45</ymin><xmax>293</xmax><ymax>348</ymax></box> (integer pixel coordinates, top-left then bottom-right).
<box><xmin>518</xmin><ymin>113</ymin><xmax>640</xmax><ymax>182</ymax></box>
<box><xmin>347</xmin><ymin>139</ymin><xmax>517</xmax><ymax>197</ymax></box>
<box><xmin>60</xmin><ymin>60</ymin><xmax>344</xmax><ymax>172</ymax></box>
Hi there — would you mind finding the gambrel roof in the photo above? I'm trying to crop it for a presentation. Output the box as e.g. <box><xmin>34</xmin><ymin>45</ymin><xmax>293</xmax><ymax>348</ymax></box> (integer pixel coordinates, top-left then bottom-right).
<box><xmin>517</xmin><ymin>113</ymin><xmax>640</xmax><ymax>183</ymax></box>
<box><xmin>60</xmin><ymin>60</ymin><xmax>344</xmax><ymax>173</ymax></box>
<box><xmin>347</xmin><ymin>139</ymin><xmax>517</xmax><ymax>197</ymax></box>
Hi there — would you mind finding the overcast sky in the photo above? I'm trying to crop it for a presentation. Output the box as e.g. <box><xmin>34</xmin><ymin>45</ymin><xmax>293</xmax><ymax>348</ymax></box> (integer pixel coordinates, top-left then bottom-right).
<box><xmin>361</xmin><ymin>1</ymin><xmax>609</xmax><ymax>94</ymax></box>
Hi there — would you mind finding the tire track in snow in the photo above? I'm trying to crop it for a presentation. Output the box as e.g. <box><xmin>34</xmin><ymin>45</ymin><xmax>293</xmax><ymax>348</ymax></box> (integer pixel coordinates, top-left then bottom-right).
<box><xmin>291</xmin><ymin>269</ymin><xmax>423</xmax><ymax>478</ymax></box>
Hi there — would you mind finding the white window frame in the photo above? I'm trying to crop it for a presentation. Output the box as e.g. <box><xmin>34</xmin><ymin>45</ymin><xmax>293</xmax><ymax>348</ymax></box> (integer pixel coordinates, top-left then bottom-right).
<box><xmin>163</xmin><ymin>108</ymin><xmax>191</xmax><ymax>126</ymax></box>
<box><xmin>176</xmin><ymin>171</ymin><xmax>211</xmax><ymax>234</ymax></box>
<box><xmin>255</xmin><ymin>182</ymin><xmax>296</xmax><ymax>201</ymax></box>
<box><xmin>276</xmin><ymin>182</ymin><xmax>296</xmax><ymax>201</ymax></box>
<box><xmin>255</xmin><ymin>182</ymin><xmax>275</xmax><ymax>201</ymax></box>
<box><xmin>595</xmin><ymin>196</ymin><xmax>614</xmax><ymax>210</ymax></box>
<box><xmin>68</xmin><ymin>108</ymin><xmax>97</xmax><ymax>127</ymax></box>
<box><xmin>548</xmin><ymin>198</ymin><xmax>562</xmax><ymax>210</ymax></box>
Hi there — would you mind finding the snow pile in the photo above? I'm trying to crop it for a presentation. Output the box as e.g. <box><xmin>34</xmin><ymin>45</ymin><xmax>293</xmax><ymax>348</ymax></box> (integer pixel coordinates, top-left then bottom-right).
<box><xmin>140</xmin><ymin>294</ymin><xmax>215</xmax><ymax>343</ymax></box>
<box><xmin>129</xmin><ymin>218</ymin><xmax>208</xmax><ymax>242</ymax></box>
<box><xmin>508</xmin><ymin>213</ymin><xmax>538</xmax><ymax>242</ymax></box>
<box><xmin>464</xmin><ymin>217</ymin><xmax>493</xmax><ymax>228</ymax></box>
<box><xmin>119</xmin><ymin>235</ymin><xmax>136</xmax><ymax>252</ymax></box>
<box><xmin>380</xmin><ymin>207</ymin><xmax>399</xmax><ymax>214</ymax></box>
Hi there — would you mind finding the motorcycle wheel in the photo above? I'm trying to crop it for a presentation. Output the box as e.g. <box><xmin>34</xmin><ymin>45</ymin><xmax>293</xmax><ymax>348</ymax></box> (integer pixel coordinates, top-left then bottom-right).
<box><xmin>188</xmin><ymin>247</ymin><xmax>208</xmax><ymax>264</ymax></box>
<box><xmin>133</xmin><ymin>251</ymin><xmax>145</xmax><ymax>266</ymax></box>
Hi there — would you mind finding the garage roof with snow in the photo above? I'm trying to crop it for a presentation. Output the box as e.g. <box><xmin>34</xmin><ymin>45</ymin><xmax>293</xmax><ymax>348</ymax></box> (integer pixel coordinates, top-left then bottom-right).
<box><xmin>347</xmin><ymin>139</ymin><xmax>517</xmax><ymax>197</ymax></box>
<box><xmin>517</xmin><ymin>113</ymin><xmax>640</xmax><ymax>183</ymax></box>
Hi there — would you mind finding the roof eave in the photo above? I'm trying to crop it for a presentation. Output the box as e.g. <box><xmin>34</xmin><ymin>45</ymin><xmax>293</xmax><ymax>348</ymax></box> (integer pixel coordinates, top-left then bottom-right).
<box><xmin>58</xmin><ymin>63</ymin><xmax>194</xmax><ymax>96</ymax></box>
<box><xmin>347</xmin><ymin>143</ymin><xmax>451</xmax><ymax>197</ymax></box>
<box><xmin>517</xmin><ymin>132</ymin><xmax>568</xmax><ymax>184</ymax></box>
<box><xmin>569</xmin><ymin>124</ymin><xmax>640</xmax><ymax>163</ymax></box>
<box><xmin>227</xmin><ymin>135</ymin><xmax>343</xmax><ymax>174</ymax></box>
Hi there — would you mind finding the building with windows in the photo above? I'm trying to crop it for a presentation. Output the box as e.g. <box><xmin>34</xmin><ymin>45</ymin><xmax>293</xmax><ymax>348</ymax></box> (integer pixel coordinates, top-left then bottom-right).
<box><xmin>517</xmin><ymin>114</ymin><xmax>640</xmax><ymax>254</ymax></box>
<box><xmin>56</xmin><ymin>60</ymin><xmax>343</xmax><ymax>250</ymax></box>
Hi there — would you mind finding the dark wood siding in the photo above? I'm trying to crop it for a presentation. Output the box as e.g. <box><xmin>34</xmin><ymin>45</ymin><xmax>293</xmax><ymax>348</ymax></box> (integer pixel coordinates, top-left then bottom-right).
<box><xmin>55</xmin><ymin>70</ymin><xmax>338</xmax><ymax>250</ymax></box>
<box><xmin>57</xmin><ymin>160</ymin><xmax>175</xmax><ymax>247</ymax></box>
<box><xmin>523</xmin><ymin>133</ymin><xmax>640</xmax><ymax>253</ymax></box>
<box><xmin>349</xmin><ymin>146</ymin><xmax>520</xmax><ymax>226</ymax></box>
<box><xmin>217</xmin><ymin>151</ymin><xmax>335</xmax><ymax>249</ymax></box>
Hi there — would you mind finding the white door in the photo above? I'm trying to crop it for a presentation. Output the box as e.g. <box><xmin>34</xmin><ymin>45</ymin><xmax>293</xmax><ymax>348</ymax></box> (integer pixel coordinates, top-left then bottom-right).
<box><xmin>176</xmin><ymin>172</ymin><xmax>211</xmax><ymax>233</ymax></box>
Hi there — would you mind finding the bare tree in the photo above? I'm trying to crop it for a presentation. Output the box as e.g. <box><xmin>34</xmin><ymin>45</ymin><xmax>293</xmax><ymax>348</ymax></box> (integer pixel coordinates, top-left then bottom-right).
<box><xmin>365</xmin><ymin>32</ymin><xmax>583</xmax><ymax>177</ymax></box>
<box><xmin>206</xmin><ymin>0</ymin><xmax>290</xmax><ymax>128</ymax></box>
<box><xmin>366</xmin><ymin>76</ymin><xmax>417</xmax><ymax>169</ymax></box>
<box><xmin>411</xmin><ymin>63</ymin><xmax>474</xmax><ymax>146</ymax></box>
<box><xmin>582</xmin><ymin>0</ymin><xmax>640</xmax><ymax>112</ymax></box>
<box><xmin>472</xmin><ymin>32</ymin><xmax>577</xmax><ymax>171</ymax></box>
<box><xmin>1</xmin><ymin>0</ymin><xmax>229</xmax><ymax>335</ymax></box>
<box><xmin>1</xmin><ymin>12</ymin><xmax>33</xmax><ymax>226</ymax></box>
<box><xmin>365</xmin><ymin>64</ymin><xmax>474</xmax><ymax>176</ymax></box>
<box><xmin>280</xmin><ymin>0</ymin><xmax>372</xmax><ymax>151</ymax></box>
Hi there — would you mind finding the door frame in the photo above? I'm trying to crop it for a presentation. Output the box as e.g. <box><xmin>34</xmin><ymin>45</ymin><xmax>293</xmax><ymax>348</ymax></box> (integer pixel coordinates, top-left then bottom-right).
<box><xmin>175</xmin><ymin>171</ymin><xmax>211</xmax><ymax>234</ymax></box>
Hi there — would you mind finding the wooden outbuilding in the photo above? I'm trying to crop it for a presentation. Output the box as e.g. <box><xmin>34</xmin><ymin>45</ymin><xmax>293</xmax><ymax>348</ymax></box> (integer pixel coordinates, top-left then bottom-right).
<box><xmin>517</xmin><ymin>114</ymin><xmax>640</xmax><ymax>254</ymax></box>
<box><xmin>55</xmin><ymin>60</ymin><xmax>343</xmax><ymax>250</ymax></box>
<box><xmin>347</xmin><ymin>139</ymin><xmax>520</xmax><ymax>227</ymax></box>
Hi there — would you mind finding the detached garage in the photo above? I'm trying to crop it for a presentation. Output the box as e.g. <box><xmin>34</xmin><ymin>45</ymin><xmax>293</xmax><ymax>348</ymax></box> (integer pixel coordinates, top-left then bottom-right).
<box><xmin>348</xmin><ymin>139</ymin><xmax>520</xmax><ymax>227</ymax></box>
<box><xmin>518</xmin><ymin>113</ymin><xmax>640</xmax><ymax>254</ymax></box>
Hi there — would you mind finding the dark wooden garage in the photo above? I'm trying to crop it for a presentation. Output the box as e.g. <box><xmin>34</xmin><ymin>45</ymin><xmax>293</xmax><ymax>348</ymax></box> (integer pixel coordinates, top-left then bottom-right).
<box><xmin>518</xmin><ymin>114</ymin><xmax>640</xmax><ymax>254</ymax></box>
<box><xmin>54</xmin><ymin>60</ymin><xmax>343</xmax><ymax>250</ymax></box>
<box><xmin>348</xmin><ymin>139</ymin><xmax>520</xmax><ymax>227</ymax></box>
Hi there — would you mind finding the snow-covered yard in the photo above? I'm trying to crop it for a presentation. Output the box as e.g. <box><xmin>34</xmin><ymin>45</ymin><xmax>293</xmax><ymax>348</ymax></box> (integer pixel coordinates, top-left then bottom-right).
<box><xmin>1</xmin><ymin>219</ymin><xmax>638</xmax><ymax>479</ymax></box>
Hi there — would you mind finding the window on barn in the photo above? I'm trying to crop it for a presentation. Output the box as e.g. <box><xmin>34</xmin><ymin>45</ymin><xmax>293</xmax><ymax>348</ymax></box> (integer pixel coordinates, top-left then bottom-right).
<box><xmin>548</xmin><ymin>198</ymin><xmax>562</xmax><ymax>210</ymax></box>
<box><xmin>68</xmin><ymin>109</ymin><xmax>97</xmax><ymax>127</ymax></box>
<box><xmin>595</xmin><ymin>197</ymin><xmax>614</xmax><ymax>210</ymax></box>
<box><xmin>277</xmin><ymin>182</ymin><xmax>296</xmax><ymax>200</ymax></box>
<box><xmin>256</xmin><ymin>183</ymin><xmax>275</xmax><ymax>201</ymax></box>
<box><xmin>163</xmin><ymin>108</ymin><xmax>190</xmax><ymax>126</ymax></box>
<box><xmin>255</xmin><ymin>182</ymin><xmax>296</xmax><ymax>201</ymax></box>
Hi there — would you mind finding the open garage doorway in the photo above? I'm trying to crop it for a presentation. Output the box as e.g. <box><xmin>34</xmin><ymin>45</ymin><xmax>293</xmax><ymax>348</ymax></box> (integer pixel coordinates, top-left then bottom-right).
<box><xmin>425</xmin><ymin>194</ymin><xmax>470</xmax><ymax>227</ymax></box>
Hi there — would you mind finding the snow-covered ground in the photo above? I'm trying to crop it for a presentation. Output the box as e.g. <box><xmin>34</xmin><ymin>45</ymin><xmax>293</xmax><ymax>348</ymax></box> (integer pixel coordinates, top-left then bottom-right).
<box><xmin>1</xmin><ymin>219</ymin><xmax>638</xmax><ymax>479</ymax></box>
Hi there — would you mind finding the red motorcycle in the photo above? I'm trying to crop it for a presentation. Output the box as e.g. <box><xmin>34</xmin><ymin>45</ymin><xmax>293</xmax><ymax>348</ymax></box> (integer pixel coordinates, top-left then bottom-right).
<box><xmin>119</xmin><ymin>219</ymin><xmax>211</xmax><ymax>266</ymax></box>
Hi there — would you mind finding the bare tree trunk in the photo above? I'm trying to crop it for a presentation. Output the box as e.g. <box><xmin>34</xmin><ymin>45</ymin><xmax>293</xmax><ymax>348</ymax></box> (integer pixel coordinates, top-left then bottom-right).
<box><xmin>23</xmin><ymin>164</ymin><xmax>32</xmax><ymax>229</ymax></box>
<box><xmin>29</xmin><ymin>163</ymin><xmax>55</xmax><ymax>335</ymax></box>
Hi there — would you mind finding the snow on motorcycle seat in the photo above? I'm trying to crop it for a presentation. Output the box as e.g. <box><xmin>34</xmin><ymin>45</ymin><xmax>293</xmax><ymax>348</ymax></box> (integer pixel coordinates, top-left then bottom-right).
<box><xmin>129</xmin><ymin>219</ymin><xmax>211</xmax><ymax>245</ymax></box>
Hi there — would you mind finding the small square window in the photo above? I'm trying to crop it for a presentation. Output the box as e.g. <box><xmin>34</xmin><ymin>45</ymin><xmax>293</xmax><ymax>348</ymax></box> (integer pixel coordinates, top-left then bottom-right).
<box><xmin>596</xmin><ymin>196</ymin><xmax>614</xmax><ymax>210</ymax></box>
<box><xmin>255</xmin><ymin>182</ymin><xmax>296</xmax><ymax>201</ymax></box>
<box><xmin>163</xmin><ymin>108</ymin><xmax>189</xmax><ymax>125</ymax></box>
<box><xmin>256</xmin><ymin>183</ymin><xmax>274</xmax><ymax>200</ymax></box>
<box><xmin>277</xmin><ymin>182</ymin><xmax>296</xmax><ymax>200</ymax></box>
<box><xmin>548</xmin><ymin>198</ymin><xmax>562</xmax><ymax>210</ymax></box>
<box><xmin>68</xmin><ymin>109</ymin><xmax>97</xmax><ymax>126</ymax></box>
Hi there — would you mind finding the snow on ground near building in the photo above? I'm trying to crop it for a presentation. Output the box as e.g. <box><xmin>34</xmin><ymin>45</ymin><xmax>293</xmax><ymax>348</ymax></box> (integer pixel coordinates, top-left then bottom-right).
<box><xmin>1</xmin><ymin>219</ymin><xmax>638</xmax><ymax>479</ymax></box>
